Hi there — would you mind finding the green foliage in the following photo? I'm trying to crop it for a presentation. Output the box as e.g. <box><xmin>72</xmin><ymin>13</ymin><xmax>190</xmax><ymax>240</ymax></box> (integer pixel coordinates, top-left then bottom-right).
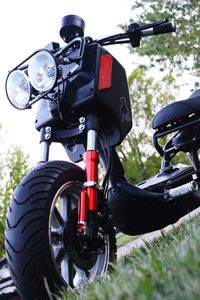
<box><xmin>117</xmin><ymin>67</ymin><xmax>187</xmax><ymax>183</ymax></box>
<box><xmin>0</xmin><ymin>143</ymin><xmax>30</xmax><ymax>258</ymax></box>
<box><xmin>62</xmin><ymin>215</ymin><xmax>200</xmax><ymax>300</ymax></box>
<box><xmin>129</xmin><ymin>0</ymin><xmax>200</xmax><ymax>77</ymax></box>
<box><xmin>117</xmin><ymin>1</ymin><xmax>196</xmax><ymax>183</ymax></box>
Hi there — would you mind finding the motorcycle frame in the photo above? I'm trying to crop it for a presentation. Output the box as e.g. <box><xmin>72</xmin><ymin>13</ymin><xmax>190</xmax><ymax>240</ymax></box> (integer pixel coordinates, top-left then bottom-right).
<box><xmin>6</xmin><ymin>17</ymin><xmax>181</xmax><ymax>238</ymax></box>
<box><xmin>153</xmin><ymin>117</ymin><xmax>200</xmax><ymax>172</ymax></box>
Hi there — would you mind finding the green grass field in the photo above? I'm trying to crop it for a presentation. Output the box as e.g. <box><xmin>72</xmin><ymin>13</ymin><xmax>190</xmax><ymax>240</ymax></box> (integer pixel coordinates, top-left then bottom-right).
<box><xmin>116</xmin><ymin>232</ymin><xmax>139</xmax><ymax>248</ymax></box>
<box><xmin>61</xmin><ymin>214</ymin><xmax>200</xmax><ymax>300</ymax></box>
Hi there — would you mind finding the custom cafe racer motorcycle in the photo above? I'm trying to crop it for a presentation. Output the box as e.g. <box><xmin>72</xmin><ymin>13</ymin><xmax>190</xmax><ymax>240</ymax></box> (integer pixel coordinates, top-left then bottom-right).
<box><xmin>5</xmin><ymin>15</ymin><xmax>200</xmax><ymax>299</ymax></box>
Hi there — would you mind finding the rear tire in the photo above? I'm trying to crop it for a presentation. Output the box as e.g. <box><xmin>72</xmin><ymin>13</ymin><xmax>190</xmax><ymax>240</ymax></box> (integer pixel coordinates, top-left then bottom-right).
<box><xmin>5</xmin><ymin>161</ymin><xmax>116</xmax><ymax>299</ymax></box>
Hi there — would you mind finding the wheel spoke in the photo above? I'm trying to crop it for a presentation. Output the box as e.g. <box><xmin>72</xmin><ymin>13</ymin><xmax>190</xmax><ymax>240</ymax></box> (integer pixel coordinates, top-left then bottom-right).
<box><xmin>54</xmin><ymin>207</ymin><xmax>65</xmax><ymax>227</ymax></box>
<box><xmin>55</xmin><ymin>247</ymin><xmax>66</xmax><ymax>265</ymax></box>
<box><xmin>61</xmin><ymin>256</ymin><xmax>75</xmax><ymax>287</ymax></box>
<box><xmin>73</xmin><ymin>265</ymin><xmax>88</xmax><ymax>287</ymax></box>
<box><xmin>60</xmin><ymin>194</ymin><xmax>71</xmax><ymax>222</ymax></box>
<box><xmin>51</xmin><ymin>227</ymin><xmax>63</xmax><ymax>245</ymax></box>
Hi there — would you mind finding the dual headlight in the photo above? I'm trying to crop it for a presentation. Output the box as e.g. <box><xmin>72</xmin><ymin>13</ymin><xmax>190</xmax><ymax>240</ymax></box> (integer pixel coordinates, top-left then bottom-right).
<box><xmin>6</xmin><ymin>50</ymin><xmax>58</xmax><ymax>109</ymax></box>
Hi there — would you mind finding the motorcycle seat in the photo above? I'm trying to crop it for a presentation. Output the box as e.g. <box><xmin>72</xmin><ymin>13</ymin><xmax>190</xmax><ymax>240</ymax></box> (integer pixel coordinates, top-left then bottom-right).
<box><xmin>152</xmin><ymin>90</ymin><xmax>200</xmax><ymax>131</ymax></box>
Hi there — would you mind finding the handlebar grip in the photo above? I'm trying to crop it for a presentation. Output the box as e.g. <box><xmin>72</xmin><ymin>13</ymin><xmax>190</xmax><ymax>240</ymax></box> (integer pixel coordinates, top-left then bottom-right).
<box><xmin>153</xmin><ymin>22</ymin><xmax>176</xmax><ymax>35</ymax></box>
<box><xmin>142</xmin><ymin>22</ymin><xmax>176</xmax><ymax>37</ymax></box>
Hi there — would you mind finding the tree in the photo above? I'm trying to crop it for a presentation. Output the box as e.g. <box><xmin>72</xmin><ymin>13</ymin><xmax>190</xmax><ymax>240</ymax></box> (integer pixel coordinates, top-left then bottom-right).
<box><xmin>117</xmin><ymin>1</ymin><xmax>197</xmax><ymax>182</ymax></box>
<box><xmin>0</xmin><ymin>143</ymin><xmax>30</xmax><ymax>258</ymax></box>
<box><xmin>118</xmin><ymin>67</ymin><xmax>188</xmax><ymax>183</ymax></box>
<box><xmin>129</xmin><ymin>0</ymin><xmax>200</xmax><ymax>81</ymax></box>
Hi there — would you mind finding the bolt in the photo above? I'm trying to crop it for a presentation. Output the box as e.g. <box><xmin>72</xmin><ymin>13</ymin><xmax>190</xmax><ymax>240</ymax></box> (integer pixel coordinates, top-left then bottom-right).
<box><xmin>45</xmin><ymin>126</ymin><xmax>51</xmax><ymax>132</ymax></box>
<box><xmin>82</xmin><ymin>243</ymin><xmax>88</xmax><ymax>250</ymax></box>
<box><xmin>79</xmin><ymin>117</ymin><xmax>85</xmax><ymax>124</ymax></box>
<box><xmin>79</xmin><ymin>124</ymin><xmax>85</xmax><ymax>131</ymax></box>
<box><xmin>164</xmin><ymin>194</ymin><xmax>168</xmax><ymax>200</ymax></box>
<box><xmin>45</xmin><ymin>133</ymin><xmax>51</xmax><ymax>140</ymax></box>
<box><xmin>98</xmin><ymin>227</ymin><xmax>103</xmax><ymax>233</ymax></box>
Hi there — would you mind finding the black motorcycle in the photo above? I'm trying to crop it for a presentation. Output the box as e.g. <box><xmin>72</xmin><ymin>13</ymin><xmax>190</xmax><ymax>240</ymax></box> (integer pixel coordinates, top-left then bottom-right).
<box><xmin>5</xmin><ymin>15</ymin><xmax>200</xmax><ymax>299</ymax></box>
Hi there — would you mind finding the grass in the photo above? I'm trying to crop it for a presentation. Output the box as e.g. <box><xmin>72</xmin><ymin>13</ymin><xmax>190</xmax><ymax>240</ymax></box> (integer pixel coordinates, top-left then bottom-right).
<box><xmin>116</xmin><ymin>232</ymin><xmax>139</xmax><ymax>248</ymax></box>
<box><xmin>60</xmin><ymin>214</ymin><xmax>200</xmax><ymax>300</ymax></box>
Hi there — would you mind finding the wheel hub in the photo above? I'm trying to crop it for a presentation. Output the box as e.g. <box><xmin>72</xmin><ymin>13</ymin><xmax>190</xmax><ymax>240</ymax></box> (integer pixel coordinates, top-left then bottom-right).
<box><xmin>64</xmin><ymin>209</ymin><xmax>101</xmax><ymax>270</ymax></box>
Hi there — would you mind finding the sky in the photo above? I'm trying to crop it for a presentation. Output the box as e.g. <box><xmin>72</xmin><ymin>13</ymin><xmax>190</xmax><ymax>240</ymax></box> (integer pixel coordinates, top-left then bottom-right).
<box><xmin>0</xmin><ymin>0</ymin><xmax>134</xmax><ymax>163</ymax></box>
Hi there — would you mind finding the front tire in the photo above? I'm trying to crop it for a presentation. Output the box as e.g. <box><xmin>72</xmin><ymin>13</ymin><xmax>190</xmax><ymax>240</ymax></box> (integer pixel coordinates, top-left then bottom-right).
<box><xmin>5</xmin><ymin>161</ymin><xmax>116</xmax><ymax>299</ymax></box>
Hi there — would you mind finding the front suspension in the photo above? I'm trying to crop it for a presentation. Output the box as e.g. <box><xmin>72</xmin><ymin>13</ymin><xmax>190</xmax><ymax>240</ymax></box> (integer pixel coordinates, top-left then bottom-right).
<box><xmin>78</xmin><ymin>127</ymin><xmax>99</xmax><ymax>236</ymax></box>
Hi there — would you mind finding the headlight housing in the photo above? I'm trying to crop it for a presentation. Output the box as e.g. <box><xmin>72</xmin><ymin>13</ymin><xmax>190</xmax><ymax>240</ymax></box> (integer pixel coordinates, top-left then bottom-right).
<box><xmin>5</xmin><ymin>38</ymin><xmax>84</xmax><ymax>110</ymax></box>
<box><xmin>6</xmin><ymin>70</ymin><xmax>31</xmax><ymax>109</ymax></box>
<box><xmin>28</xmin><ymin>50</ymin><xmax>58</xmax><ymax>92</ymax></box>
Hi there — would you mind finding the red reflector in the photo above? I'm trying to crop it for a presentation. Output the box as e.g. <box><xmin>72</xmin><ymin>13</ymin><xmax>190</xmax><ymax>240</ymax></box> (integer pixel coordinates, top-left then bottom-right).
<box><xmin>98</xmin><ymin>54</ymin><xmax>113</xmax><ymax>90</ymax></box>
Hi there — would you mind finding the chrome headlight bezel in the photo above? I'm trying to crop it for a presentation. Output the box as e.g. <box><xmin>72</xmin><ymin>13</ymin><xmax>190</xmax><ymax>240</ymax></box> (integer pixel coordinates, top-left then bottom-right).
<box><xmin>28</xmin><ymin>50</ymin><xmax>58</xmax><ymax>92</ymax></box>
<box><xmin>5</xmin><ymin>69</ymin><xmax>31</xmax><ymax>110</ymax></box>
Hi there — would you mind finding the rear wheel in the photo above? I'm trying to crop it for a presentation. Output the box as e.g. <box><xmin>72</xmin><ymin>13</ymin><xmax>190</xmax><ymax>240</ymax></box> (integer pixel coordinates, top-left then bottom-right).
<box><xmin>5</xmin><ymin>161</ymin><xmax>116</xmax><ymax>299</ymax></box>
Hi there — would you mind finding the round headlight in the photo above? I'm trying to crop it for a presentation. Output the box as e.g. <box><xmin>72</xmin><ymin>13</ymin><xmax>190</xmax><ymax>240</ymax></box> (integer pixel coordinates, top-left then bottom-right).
<box><xmin>28</xmin><ymin>50</ymin><xmax>58</xmax><ymax>92</ymax></box>
<box><xmin>6</xmin><ymin>70</ymin><xmax>31</xmax><ymax>109</ymax></box>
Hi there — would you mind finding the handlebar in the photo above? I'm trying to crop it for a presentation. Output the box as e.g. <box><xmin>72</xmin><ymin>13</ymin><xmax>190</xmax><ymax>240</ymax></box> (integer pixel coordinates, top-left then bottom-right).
<box><xmin>96</xmin><ymin>18</ymin><xmax>176</xmax><ymax>48</ymax></box>
<box><xmin>5</xmin><ymin>16</ymin><xmax>176</xmax><ymax>111</ymax></box>
<box><xmin>141</xmin><ymin>22</ymin><xmax>176</xmax><ymax>37</ymax></box>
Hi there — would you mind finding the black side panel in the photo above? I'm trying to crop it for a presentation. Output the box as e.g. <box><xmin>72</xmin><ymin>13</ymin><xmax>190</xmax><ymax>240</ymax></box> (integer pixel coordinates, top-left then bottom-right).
<box><xmin>108</xmin><ymin>180</ymin><xmax>200</xmax><ymax>235</ymax></box>
<box><xmin>95</xmin><ymin>47</ymin><xmax>132</xmax><ymax>145</ymax></box>
<box><xmin>69</xmin><ymin>44</ymin><xmax>132</xmax><ymax>146</ymax></box>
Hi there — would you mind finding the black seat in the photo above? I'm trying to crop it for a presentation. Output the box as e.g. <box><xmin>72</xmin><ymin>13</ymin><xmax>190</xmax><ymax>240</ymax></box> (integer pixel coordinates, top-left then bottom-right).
<box><xmin>152</xmin><ymin>89</ymin><xmax>200</xmax><ymax>130</ymax></box>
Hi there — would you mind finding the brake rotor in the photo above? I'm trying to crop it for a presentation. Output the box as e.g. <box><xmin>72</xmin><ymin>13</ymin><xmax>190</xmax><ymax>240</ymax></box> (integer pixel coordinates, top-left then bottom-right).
<box><xmin>64</xmin><ymin>209</ymin><xmax>98</xmax><ymax>270</ymax></box>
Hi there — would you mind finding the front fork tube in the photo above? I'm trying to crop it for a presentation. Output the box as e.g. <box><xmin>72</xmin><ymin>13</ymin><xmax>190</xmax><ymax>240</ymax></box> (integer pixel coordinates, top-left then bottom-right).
<box><xmin>38</xmin><ymin>127</ymin><xmax>51</xmax><ymax>163</ymax></box>
<box><xmin>77</xmin><ymin>129</ymin><xmax>99</xmax><ymax>237</ymax></box>
<box><xmin>39</xmin><ymin>141</ymin><xmax>50</xmax><ymax>162</ymax></box>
